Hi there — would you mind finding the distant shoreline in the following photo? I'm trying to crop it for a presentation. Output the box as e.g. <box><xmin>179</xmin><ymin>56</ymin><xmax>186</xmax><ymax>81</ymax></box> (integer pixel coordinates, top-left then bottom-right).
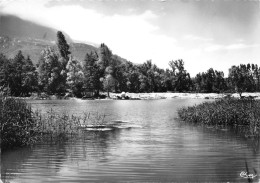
<box><xmin>14</xmin><ymin>92</ymin><xmax>260</xmax><ymax>100</ymax></box>
<box><xmin>109</xmin><ymin>92</ymin><xmax>260</xmax><ymax>100</ymax></box>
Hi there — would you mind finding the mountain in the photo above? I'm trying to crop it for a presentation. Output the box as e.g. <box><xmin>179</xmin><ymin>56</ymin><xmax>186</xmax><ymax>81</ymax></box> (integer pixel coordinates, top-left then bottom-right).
<box><xmin>0</xmin><ymin>14</ymin><xmax>72</xmax><ymax>42</ymax></box>
<box><xmin>0</xmin><ymin>36</ymin><xmax>98</xmax><ymax>64</ymax></box>
<box><xmin>0</xmin><ymin>15</ymin><xmax>98</xmax><ymax>64</ymax></box>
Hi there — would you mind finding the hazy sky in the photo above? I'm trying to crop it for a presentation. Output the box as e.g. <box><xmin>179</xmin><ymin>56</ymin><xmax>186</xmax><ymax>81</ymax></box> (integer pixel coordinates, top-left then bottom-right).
<box><xmin>0</xmin><ymin>0</ymin><xmax>260</xmax><ymax>76</ymax></box>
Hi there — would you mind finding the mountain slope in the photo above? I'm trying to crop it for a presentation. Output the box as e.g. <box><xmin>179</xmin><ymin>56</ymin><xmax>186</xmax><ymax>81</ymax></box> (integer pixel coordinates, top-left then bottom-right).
<box><xmin>0</xmin><ymin>15</ymin><xmax>97</xmax><ymax>64</ymax></box>
<box><xmin>0</xmin><ymin>35</ymin><xmax>98</xmax><ymax>64</ymax></box>
<box><xmin>0</xmin><ymin>14</ymin><xmax>72</xmax><ymax>42</ymax></box>
<box><xmin>0</xmin><ymin>14</ymin><xmax>129</xmax><ymax>65</ymax></box>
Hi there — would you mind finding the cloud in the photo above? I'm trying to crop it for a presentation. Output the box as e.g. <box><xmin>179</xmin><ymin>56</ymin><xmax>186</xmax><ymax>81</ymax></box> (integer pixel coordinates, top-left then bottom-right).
<box><xmin>0</xmin><ymin>0</ymin><xmax>17</xmax><ymax>7</ymax></box>
<box><xmin>204</xmin><ymin>44</ymin><xmax>223</xmax><ymax>52</ymax></box>
<box><xmin>0</xmin><ymin>1</ymin><xmax>159</xmax><ymax>41</ymax></box>
<box><xmin>2</xmin><ymin>0</ymin><xmax>260</xmax><ymax>77</ymax></box>
<box><xmin>205</xmin><ymin>43</ymin><xmax>259</xmax><ymax>52</ymax></box>
<box><xmin>183</xmin><ymin>34</ymin><xmax>213</xmax><ymax>42</ymax></box>
<box><xmin>226</xmin><ymin>43</ymin><xmax>259</xmax><ymax>50</ymax></box>
<box><xmin>0</xmin><ymin>0</ymin><xmax>184</xmax><ymax>67</ymax></box>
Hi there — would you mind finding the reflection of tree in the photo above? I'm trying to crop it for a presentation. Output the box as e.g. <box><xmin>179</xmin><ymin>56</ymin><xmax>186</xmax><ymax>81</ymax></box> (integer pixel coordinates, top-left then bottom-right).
<box><xmin>1</xmin><ymin>146</ymin><xmax>34</xmax><ymax>182</ymax></box>
<box><xmin>176</xmin><ymin>123</ymin><xmax>260</xmax><ymax>182</ymax></box>
<box><xmin>68</xmin><ymin>130</ymin><xmax>121</xmax><ymax>164</ymax></box>
<box><xmin>247</xmin><ymin>138</ymin><xmax>260</xmax><ymax>155</ymax></box>
<box><xmin>199</xmin><ymin>127</ymin><xmax>260</xmax><ymax>182</ymax></box>
<box><xmin>245</xmin><ymin>138</ymin><xmax>260</xmax><ymax>182</ymax></box>
<box><xmin>1</xmin><ymin>129</ymin><xmax>122</xmax><ymax>182</ymax></box>
<box><xmin>0</xmin><ymin>148</ymin><xmax>1</xmax><ymax>181</ymax></box>
<box><xmin>1</xmin><ymin>136</ymin><xmax>70</xmax><ymax>182</ymax></box>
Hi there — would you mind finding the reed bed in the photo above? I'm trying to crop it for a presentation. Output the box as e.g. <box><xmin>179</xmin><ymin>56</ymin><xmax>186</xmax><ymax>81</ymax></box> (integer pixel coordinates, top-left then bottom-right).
<box><xmin>1</xmin><ymin>96</ymin><xmax>107</xmax><ymax>150</ymax></box>
<box><xmin>178</xmin><ymin>98</ymin><xmax>260</xmax><ymax>137</ymax></box>
<box><xmin>1</xmin><ymin>97</ymin><xmax>38</xmax><ymax>150</ymax></box>
<box><xmin>33</xmin><ymin>110</ymin><xmax>106</xmax><ymax>136</ymax></box>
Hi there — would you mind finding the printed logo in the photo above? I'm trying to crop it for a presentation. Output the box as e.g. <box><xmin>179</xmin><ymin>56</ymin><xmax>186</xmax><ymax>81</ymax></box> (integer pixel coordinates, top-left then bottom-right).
<box><xmin>240</xmin><ymin>171</ymin><xmax>257</xmax><ymax>179</ymax></box>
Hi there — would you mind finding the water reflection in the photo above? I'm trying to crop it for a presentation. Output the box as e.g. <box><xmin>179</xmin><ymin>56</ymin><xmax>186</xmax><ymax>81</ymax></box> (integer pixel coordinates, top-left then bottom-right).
<box><xmin>1</xmin><ymin>129</ymin><xmax>123</xmax><ymax>183</ymax></box>
<box><xmin>1</xmin><ymin>99</ymin><xmax>260</xmax><ymax>182</ymax></box>
<box><xmin>1</xmin><ymin>146</ymin><xmax>35</xmax><ymax>181</ymax></box>
<box><xmin>179</xmin><ymin>124</ymin><xmax>260</xmax><ymax>182</ymax></box>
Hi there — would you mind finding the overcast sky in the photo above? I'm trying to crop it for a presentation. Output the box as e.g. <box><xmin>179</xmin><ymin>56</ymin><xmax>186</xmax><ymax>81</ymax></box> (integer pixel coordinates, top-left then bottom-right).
<box><xmin>0</xmin><ymin>0</ymin><xmax>260</xmax><ymax>76</ymax></box>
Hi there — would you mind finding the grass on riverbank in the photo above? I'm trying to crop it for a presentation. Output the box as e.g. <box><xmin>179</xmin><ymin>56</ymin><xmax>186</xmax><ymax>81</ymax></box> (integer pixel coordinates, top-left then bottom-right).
<box><xmin>178</xmin><ymin>98</ymin><xmax>260</xmax><ymax>137</ymax></box>
<box><xmin>1</xmin><ymin>97</ymin><xmax>106</xmax><ymax>150</ymax></box>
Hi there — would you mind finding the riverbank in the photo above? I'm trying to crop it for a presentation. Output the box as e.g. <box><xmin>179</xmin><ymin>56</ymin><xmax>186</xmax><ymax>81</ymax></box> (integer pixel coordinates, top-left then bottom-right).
<box><xmin>109</xmin><ymin>92</ymin><xmax>260</xmax><ymax>100</ymax></box>
<box><xmin>12</xmin><ymin>92</ymin><xmax>260</xmax><ymax>100</ymax></box>
<box><xmin>178</xmin><ymin>98</ymin><xmax>260</xmax><ymax>138</ymax></box>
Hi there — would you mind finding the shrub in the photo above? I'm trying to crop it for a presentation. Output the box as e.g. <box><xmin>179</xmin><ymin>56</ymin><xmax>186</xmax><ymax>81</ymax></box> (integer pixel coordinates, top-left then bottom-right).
<box><xmin>178</xmin><ymin>98</ymin><xmax>260</xmax><ymax>137</ymax></box>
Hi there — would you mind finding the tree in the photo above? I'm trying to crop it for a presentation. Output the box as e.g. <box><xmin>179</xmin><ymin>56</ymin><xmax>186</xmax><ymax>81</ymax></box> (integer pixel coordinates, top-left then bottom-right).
<box><xmin>21</xmin><ymin>56</ymin><xmax>38</xmax><ymax>96</ymax></box>
<box><xmin>252</xmin><ymin>64</ymin><xmax>260</xmax><ymax>91</ymax></box>
<box><xmin>0</xmin><ymin>52</ymin><xmax>38</xmax><ymax>96</ymax></box>
<box><xmin>103</xmin><ymin>64</ymin><xmax>118</xmax><ymax>97</ymax></box>
<box><xmin>83</xmin><ymin>51</ymin><xmax>102</xmax><ymax>96</ymax></box>
<box><xmin>66</xmin><ymin>56</ymin><xmax>84</xmax><ymax>97</ymax></box>
<box><xmin>139</xmin><ymin>74</ymin><xmax>149</xmax><ymax>92</ymax></box>
<box><xmin>169</xmin><ymin>59</ymin><xmax>192</xmax><ymax>92</ymax></box>
<box><xmin>56</xmin><ymin>31</ymin><xmax>71</xmax><ymax>94</ymax></box>
<box><xmin>98</xmin><ymin>43</ymin><xmax>112</xmax><ymax>72</ymax></box>
<box><xmin>10</xmin><ymin>50</ymin><xmax>25</xmax><ymax>96</ymax></box>
<box><xmin>143</xmin><ymin>60</ymin><xmax>154</xmax><ymax>92</ymax></box>
<box><xmin>127</xmin><ymin>68</ymin><xmax>141</xmax><ymax>92</ymax></box>
<box><xmin>153</xmin><ymin>68</ymin><xmax>165</xmax><ymax>92</ymax></box>
<box><xmin>161</xmin><ymin>69</ymin><xmax>173</xmax><ymax>92</ymax></box>
<box><xmin>103</xmin><ymin>74</ymin><xmax>116</xmax><ymax>97</ymax></box>
<box><xmin>124</xmin><ymin>62</ymin><xmax>140</xmax><ymax>92</ymax></box>
<box><xmin>37</xmin><ymin>47</ymin><xmax>65</xmax><ymax>95</ymax></box>
<box><xmin>194</xmin><ymin>68</ymin><xmax>226</xmax><ymax>93</ymax></box>
<box><xmin>138</xmin><ymin>60</ymin><xmax>158</xmax><ymax>92</ymax></box>
<box><xmin>194</xmin><ymin>73</ymin><xmax>202</xmax><ymax>92</ymax></box>
<box><xmin>0</xmin><ymin>54</ymin><xmax>11</xmax><ymax>94</ymax></box>
<box><xmin>228</xmin><ymin>64</ymin><xmax>254</xmax><ymax>97</ymax></box>
<box><xmin>113</xmin><ymin>63</ymin><xmax>128</xmax><ymax>92</ymax></box>
<box><xmin>213</xmin><ymin>70</ymin><xmax>226</xmax><ymax>93</ymax></box>
<box><xmin>57</xmin><ymin>31</ymin><xmax>71</xmax><ymax>62</ymax></box>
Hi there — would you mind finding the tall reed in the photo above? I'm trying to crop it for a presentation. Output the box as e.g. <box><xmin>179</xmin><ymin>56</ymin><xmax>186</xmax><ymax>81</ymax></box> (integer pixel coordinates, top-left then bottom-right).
<box><xmin>33</xmin><ymin>110</ymin><xmax>106</xmax><ymax>138</ymax></box>
<box><xmin>1</xmin><ymin>97</ymin><xmax>38</xmax><ymax>150</ymax></box>
<box><xmin>178</xmin><ymin>98</ymin><xmax>260</xmax><ymax>137</ymax></box>
<box><xmin>1</xmin><ymin>96</ymin><xmax>107</xmax><ymax>150</ymax></box>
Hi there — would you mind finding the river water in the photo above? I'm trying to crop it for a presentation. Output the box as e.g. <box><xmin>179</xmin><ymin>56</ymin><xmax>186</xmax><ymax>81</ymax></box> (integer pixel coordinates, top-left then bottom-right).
<box><xmin>1</xmin><ymin>99</ymin><xmax>260</xmax><ymax>182</ymax></box>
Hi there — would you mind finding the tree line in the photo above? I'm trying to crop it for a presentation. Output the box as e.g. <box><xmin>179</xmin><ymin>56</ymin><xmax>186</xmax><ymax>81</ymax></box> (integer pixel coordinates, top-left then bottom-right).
<box><xmin>0</xmin><ymin>31</ymin><xmax>260</xmax><ymax>97</ymax></box>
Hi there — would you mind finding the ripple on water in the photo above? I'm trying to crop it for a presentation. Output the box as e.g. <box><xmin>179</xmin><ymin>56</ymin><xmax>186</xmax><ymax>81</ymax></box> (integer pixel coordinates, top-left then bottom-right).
<box><xmin>80</xmin><ymin>120</ymin><xmax>143</xmax><ymax>131</ymax></box>
<box><xmin>2</xmin><ymin>99</ymin><xmax>260</xmax><ymax>182</ymax></box>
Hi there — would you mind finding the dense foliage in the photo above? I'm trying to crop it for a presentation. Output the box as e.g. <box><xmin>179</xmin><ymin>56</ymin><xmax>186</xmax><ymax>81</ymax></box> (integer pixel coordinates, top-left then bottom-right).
<box><xmin>0</xmin><ymin>52</ymin><xmax>38</xmax><ymax>96</ymax></box>
<box><xmin>1</xmin><ymin>31</ymin><xmax>260</xmax><ymax>97</ymax></box>
<box><xmin>228</xmin><ymin>64</ymin><xmax>260</xmax><ymax>97</ymax></box>
<box><xmin>178</xmin><ymin>98</ymin><xmax>260</xmax><ymax>137</ymax></box>
<box><xmin>194</xmin><ymin>68</ymin><xmax>226</xmax><ymax>93</ymax></box>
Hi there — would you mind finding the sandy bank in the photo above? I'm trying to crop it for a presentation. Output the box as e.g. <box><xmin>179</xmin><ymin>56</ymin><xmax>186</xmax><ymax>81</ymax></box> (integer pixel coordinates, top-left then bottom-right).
<box><xmin>17</xmin><ymin>92</ymin><xmax>260</xmax><ymax>100</ymax></box>
<box><xmin>109</xmin><ymin>92</ymin><xmax>260</xmax><ymax>100</ymax></box>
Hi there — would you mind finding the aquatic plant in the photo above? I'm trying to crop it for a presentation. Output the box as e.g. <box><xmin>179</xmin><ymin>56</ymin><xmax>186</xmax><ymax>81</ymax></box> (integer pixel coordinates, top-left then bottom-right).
<box><xmin>32</xmin><ymin>109</ymin><xmax>107</xmax><ymax>141</ymax></box>
<box><xmin>0</xmin><ymin>95</ymin><xmax>107</xmax><ymax>150</ymax></box>
<box><xmin>0</xmin><ymin>97</ymin><xmax>38</xmax><ymax>150</ymax></box>
<box><xmin>80</xmin><ymin>112</ymin><xmax>106</xmax><ymax>127</ymax></box>
<box><xmin>178</xmin><ymin>98</ymin><xmax>260</xmax><ymax>137</ymax></box>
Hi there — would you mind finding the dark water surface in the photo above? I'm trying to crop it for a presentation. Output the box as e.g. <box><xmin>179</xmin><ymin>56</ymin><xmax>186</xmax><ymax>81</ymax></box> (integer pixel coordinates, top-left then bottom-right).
<box><xmin>1</xmin><ymin>99</ymin><xmax>260</xmax><ymax>182</ymax></box>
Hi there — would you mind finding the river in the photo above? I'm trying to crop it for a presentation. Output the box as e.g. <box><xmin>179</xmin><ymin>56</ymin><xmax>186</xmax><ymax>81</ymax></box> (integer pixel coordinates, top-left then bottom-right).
<box><xmin>1</xmin><ymin>99</ymin><xmax>260</xmax><ymax>182</ymax></box>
